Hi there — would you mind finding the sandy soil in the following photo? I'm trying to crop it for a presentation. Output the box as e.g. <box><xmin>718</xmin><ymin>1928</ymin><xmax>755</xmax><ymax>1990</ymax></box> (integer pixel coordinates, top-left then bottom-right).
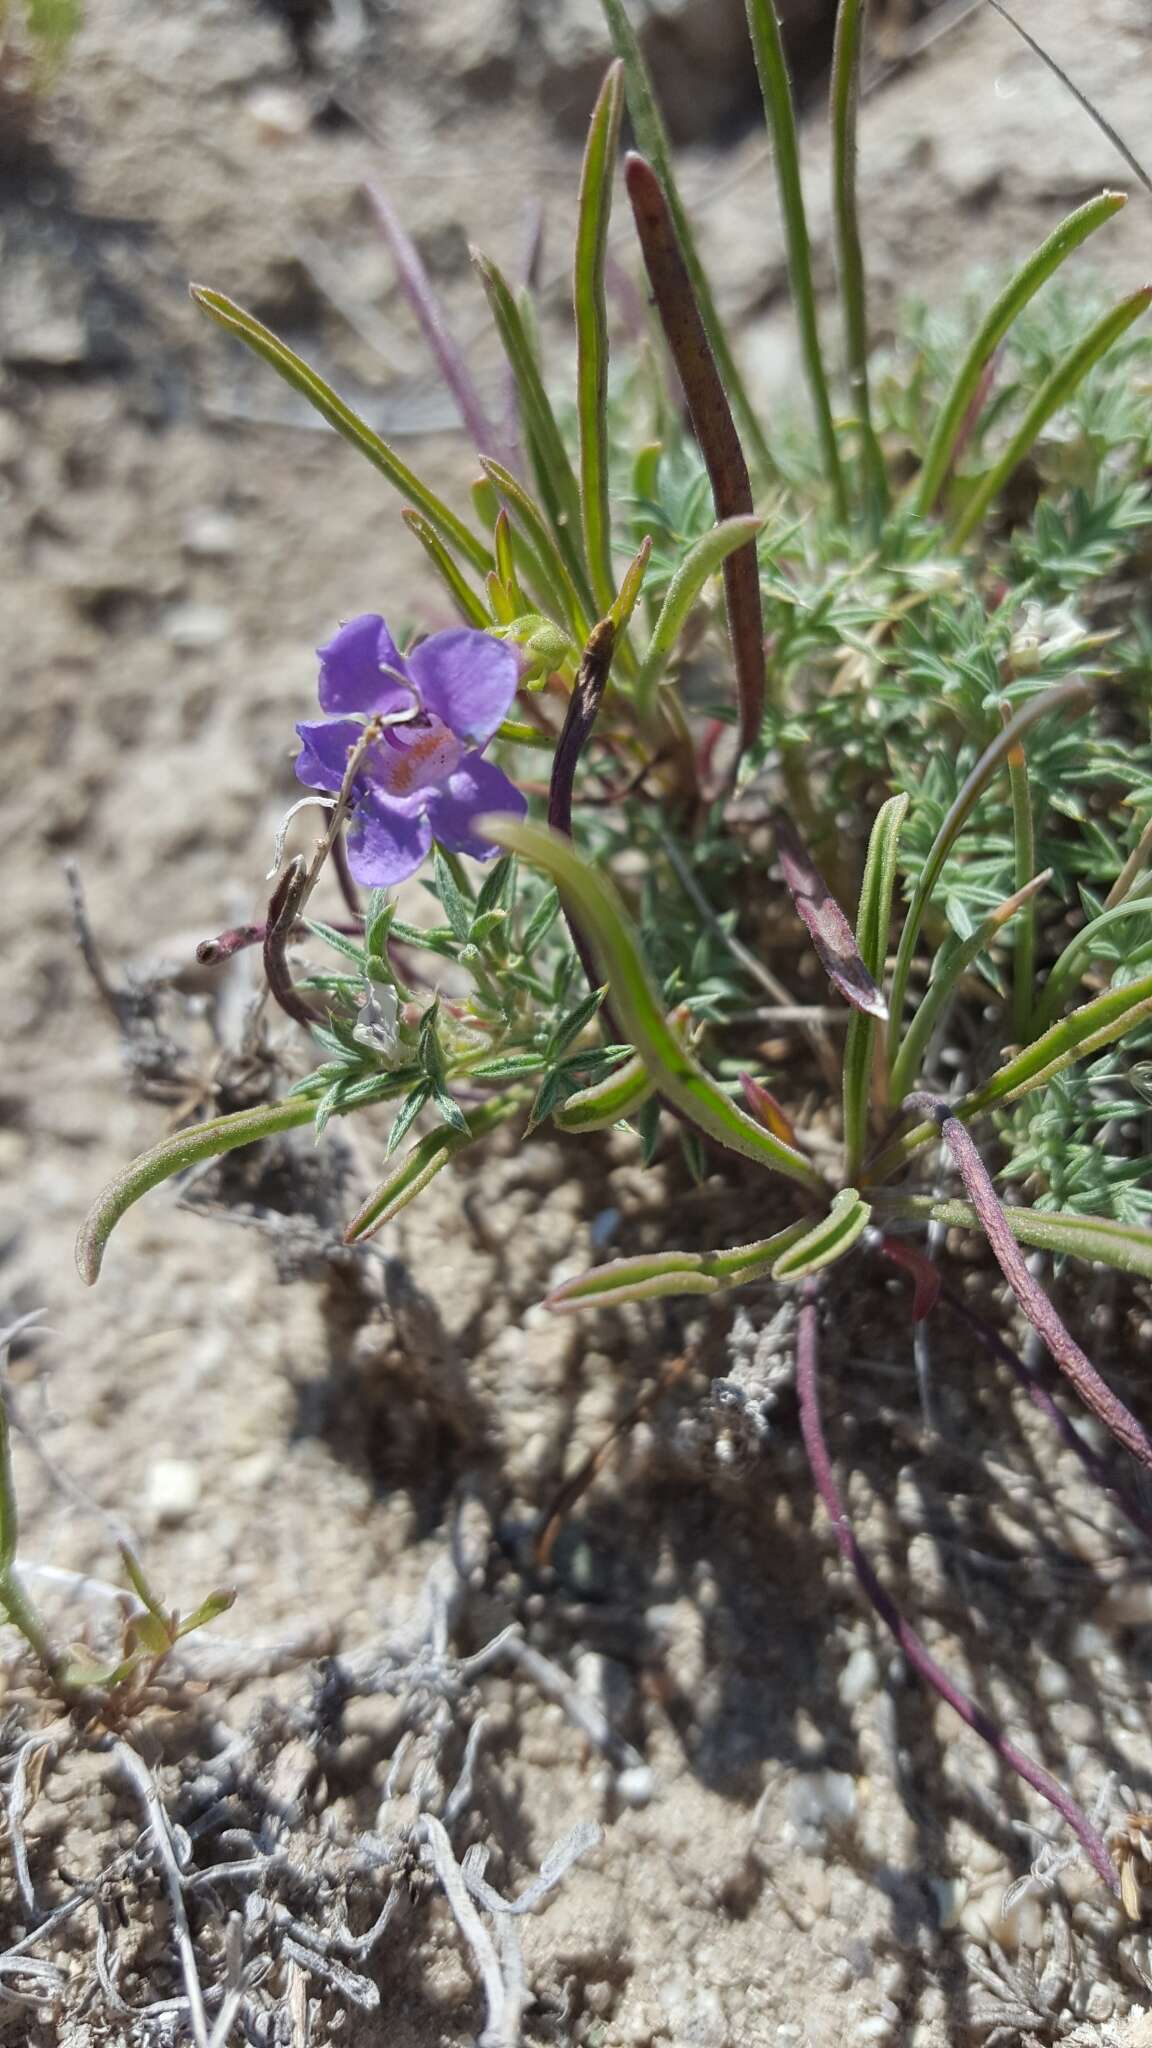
<box><xmin>3</xmin><ymin>1</ymin><xmax>1152</xmax><ymax>2042</ymax></box>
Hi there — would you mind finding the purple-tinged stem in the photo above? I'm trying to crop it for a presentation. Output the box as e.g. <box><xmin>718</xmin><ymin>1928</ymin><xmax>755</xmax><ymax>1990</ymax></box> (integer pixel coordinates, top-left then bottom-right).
<box><xmin>263</xmin><ymin>860</ymin><xmax>318</xmax><ymax>1030</ymax></box>
<box><xmin>920</xmin><ymin>1104</ymin><xmax>1152</xmax><ymax>1473</ymax></box>
<box><xmin>941</xmin><ymin>1281</ymin><xmax>1152</xmax><ymax>1547</ymax></box>
<box><xmin>549</xmin><ymin>618</ymin><xmax>620</xmax><ymax>1023</ymax></box>
<box><xmin>795</xmin><ymin>1283</ymin><xmax>1120</xmax><ymax>1896</ymax></box>
<box><xmin>330</xmin><ymin>826</ymin><xmax>363</xmax><ymax>925</ymax></box>
<box><xmin>624</xmin><ymin>152</ymin><xmax>765</xmax><ymax>756</ymax></box>
<box><xmin>197</xmin><ymin>921</ymin><xmax>268</xmax><ymax>966</ymax></box>
<box><xmin>364</xmin><ymin>182</ymin><xmax>510</xmax><ymax>468</ymax></box>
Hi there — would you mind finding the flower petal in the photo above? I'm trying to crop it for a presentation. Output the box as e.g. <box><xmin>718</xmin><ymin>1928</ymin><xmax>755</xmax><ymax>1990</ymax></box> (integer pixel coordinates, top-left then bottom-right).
<box><xmin>318</xmin><ymin>615</ymin><xmax>414</xmax><ymax>717</ymax></box>
<box><xmin>346</xmin><ymin>791</ymin><xmax>432</xmax><ymax>887</ymax></box>
<box><xmin>294</xmin><ymin>718</ymin><xmax>367</xmax><ymax>794</ymax></box>
<box><xmin>408</xmin><ymin>629</ymin><xmax>520</xmax><ymax>747</ymax></box>
<box><xmin>423</xmin><ymin>753</ymin><xmax>527</xmax><ymax>861</ymax></box>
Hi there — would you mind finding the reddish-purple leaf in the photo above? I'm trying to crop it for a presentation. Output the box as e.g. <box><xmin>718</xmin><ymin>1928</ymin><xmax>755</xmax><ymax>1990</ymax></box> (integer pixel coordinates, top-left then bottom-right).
<box><xmin>772</xmin><ymin>809</ymin><xmax>888</xmax><ymax>1020</ymax></box>
<box><xmin>795</xmin><ymin>1283</ymin><xmax>1120</xmax><ymax>1896</ymax></box>
<box><xmin>878</xmin><ymin>1235</ymin><xmax>941</xmax><ymax>1322</ymax></box>
<box><xmin>364</xmin><ymin>182</ymin><xmax>511</xmax><ymax>468</ymax></box>
<box><xmin>624</xmin><ymin>152</ymin><xmax>765</xmax><ymax>756</ymax></box>
<box><xmin>739</xmin><ymin>1072</ymin><xmax>799</xmax><ymax>1148</ymax></box>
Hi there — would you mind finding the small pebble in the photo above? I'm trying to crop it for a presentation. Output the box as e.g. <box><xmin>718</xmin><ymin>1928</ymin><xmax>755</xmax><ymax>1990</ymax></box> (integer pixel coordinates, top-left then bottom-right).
<box><xmin>145</xmin><ymin>1457</ymin><xmax>202</xmax><ymax>1523</ymax></box>
<box><xmin>616</xmin><ymin>1765</ymin><xmax>655</xmax><ymax>1808</ymax></box>
<box><xmin>164</xmin><ymin>602</ymin><xmax>234</xmax><ymax>651</ymax></box>
<box><xmin>182</xmin><ymin>509</ymin><xmax>240</xmax><ymax>560</ymax></box>
<box><xmin>245</xmin><ymin>85</ymin><xmax>311</xmax><ymax>140</ymax></box>
<box><xmin>838</xmin><ymin>1645</ymin><xmax>880</xmax><ymax>1708</ymax></box>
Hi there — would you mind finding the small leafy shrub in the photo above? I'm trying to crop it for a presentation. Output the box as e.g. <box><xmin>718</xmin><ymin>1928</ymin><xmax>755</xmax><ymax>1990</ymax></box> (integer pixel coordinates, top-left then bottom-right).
<box><xmin>77</xmin><ymin>1</ymin><xmax>1152</xmax><ymax>1896</ymax></box>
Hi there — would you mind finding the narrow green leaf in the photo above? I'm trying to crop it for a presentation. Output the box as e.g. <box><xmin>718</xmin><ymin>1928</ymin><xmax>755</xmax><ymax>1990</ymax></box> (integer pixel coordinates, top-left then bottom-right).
<box><xmin>402</xmin><ymin>509</ymin><xmax>491</xmax><ymax>628</ymax></box>
<box><xmin>771</xmin><ymin>1188</ymin><xmax>873</xmax><ymax>1280</ymax></box>
<box><xmin>345</xmin><ymin>1102</ymin><xmax>514</xmax><ymax>1243</ymax></box>
<box><xmin>635</xmin><ymin>515</ymin><xmax>764</xmax><ymax>719</ymax></box>
<box><xmin>951</xmin><ymin>287</ymin><xmax>1152</xmax><ymax>546</ymax></box>
<box><xmin>431</xmin><ymin>1085</ymin><xmax>471</xmax><ymax>1136</ymax></box>
<box><xmin>744</xmin><ymin>0</ymin><xmax>846</xmax><ymax>517</ymax></box>
<box><xmin>1032</xmin><ymin>896</ymin><xmax>1152</xmax><ymax>1035</ymax></box>
<box><xmin>830</xmin><ymin>0</ymin><xmax>886</xmax><ymax>523</ymax></box>
<box><xmin>843</xmin><ymin>794</ymin><xmax>908</xmax><ymax>1181</ymax></box>
<box><xmin>472</xmin><ymin>252</ymin><xmax>592</xmax><ymax>603</ymax></box>
<box><xmin>545</xmin><ymin>983</ymin><xmax>608</xmax><ymax>1062</ymax></box>
<box><xmin>176</xmin><ymin>1588</ymin><xmax>238</xmax><ymax>1637</ymax></box>
<box><xmin>870</xmin><ymin>966</ymin><xmax>1152</xmax><ymax>1180</ymax></box>
<box><xmin>482</xmin><ymin>816</ymin><xmax>826</xmax><ymax>1192</ymax></box>
<box><xmin>432</xmin><ymin>847</ymin><xmax>473</xmax><ymax>943</ymax></box>
<box><xmin>305</xmin><ymin>919</ymin><xmax>367</xmax><ymax>968</ymax></box>
<box><xmin>0</xmin><ymin>1394</ymin><xmax>17</xmax><ymax>1575</ymax></box>
<box><xmin>966</xmin><ymin>966</ymin><xmax>1152</xmax><ymax>1115</ymax></box>
<box><xmin>77</xmin><ymin>1097</ymin><xmax>318</xmax><ymax>1284</ymax></box>
<box><xmin>914</xmin><ymin>190</ymin><xmax>1127</xmax><ymax>515</ymax></box>
<box><xmin>547</xmin><ymin>1220</ymin><xmax>810</xmax><ymax>1311</ymax></box>
<box><xmin>520</xmin><ymin>884</ymin><xmax>561</xmax><ymax>955</ymax></box>
<box><xmin>889</xmin><ymin>871</ymin><xmax>1050</xmax><ymax>1107</ymax></box>
<box><xmin>554</xmin><ymin>1050</ymin><xmax>653</xmax><ymax>1129</ymax></box>
<box><xmin>386</xmin><ymin>1084</ymin><xmax>432</xmax><ymax>1157</ymax></box>
<box><xmin>599</xmin><ymin>0</ymin><xmax>775</xmax><ymax>479</ymax></box>
<box><xmin>575</xmin><ymin>61</ymin><xmax>626</xmax><ymax>617</ymax></box>
<box><xmin>885</xmin><ymin>676</ymin><xmax>1091</xmax><ymax>1084</ymax></box>
<box><xmin>480</xmin><ymin>457</ymin><xmax>591</xmax><ymax>639</ymax></box>
<box><xmin>879</xmin><ymin>1196</ymin><xmax>1152</xmax><ymax>1282</ymax></box>
<box><xmin>1004</xmin><ymin>708</ymin><xmax>1037</xmax><ymax>1046</ymax></box>
<box><xmin>189</xmin><ymin>287</ymin><xmax>491</xmax><ymax>575</ymax></box>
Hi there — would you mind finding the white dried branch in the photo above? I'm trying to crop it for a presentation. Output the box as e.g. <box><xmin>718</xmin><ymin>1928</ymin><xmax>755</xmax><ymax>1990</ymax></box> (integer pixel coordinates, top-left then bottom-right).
<box><xmin>114</xmin><ymin>1740</ymin><xmax>209</xmax><ymax>2048</ymax></box>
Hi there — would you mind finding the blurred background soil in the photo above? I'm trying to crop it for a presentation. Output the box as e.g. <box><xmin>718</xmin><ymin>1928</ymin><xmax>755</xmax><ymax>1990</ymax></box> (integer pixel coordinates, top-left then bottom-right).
<box><xmin>3</xmin><ymin>1</ymin><xmax>1152</xmax><ymax>2042</ymax></box>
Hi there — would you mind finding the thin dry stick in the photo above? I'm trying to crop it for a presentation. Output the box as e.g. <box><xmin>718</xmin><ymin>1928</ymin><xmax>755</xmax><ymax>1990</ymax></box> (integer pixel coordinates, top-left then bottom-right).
<box><xmin>794</xmin><ymin>1283</ymin><xmax>1120</xmax><ymax>1895</ymax></box>
<box><xmin>420</xmin><ymin>1814</ymin><xmax>511</xmax><ymax>2046</ymax></box>
<box><xmin>114</xmin><ymin>1741</ymin><xmax>209</xmax><ymax>2048</ymax></box>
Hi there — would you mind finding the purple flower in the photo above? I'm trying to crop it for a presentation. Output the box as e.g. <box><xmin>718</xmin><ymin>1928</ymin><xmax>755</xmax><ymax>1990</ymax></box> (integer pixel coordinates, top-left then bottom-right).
<box><xmin>294</xmin><ymin>615</ymin><xmax>527</xmax><ymax>887</ymax></box>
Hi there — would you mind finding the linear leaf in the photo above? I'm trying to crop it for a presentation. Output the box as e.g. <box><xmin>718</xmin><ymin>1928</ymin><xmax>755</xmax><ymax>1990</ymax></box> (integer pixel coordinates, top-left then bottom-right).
<box><xmin>625</xmin><ymin>152</ymin><xmax>766</xmax><ymax>752</ymax></box>
<box><xmin>744</xmin><ymin>0</ymin><xmax>845</xmax><ymax>516</ymax></box>
<box><xmin>600</xmin><ymin>0</ymin><xmax>774</xmax><ymax>478</ymax></box>
<box><xmin>575</xmin><ymin>62</ymin><xmax>626</xmax><ymax>616</ymax></box>
<box><xmin>885</xmin><ymin>677</ymin><xmax>1091</xmax><ymax>1082</ymax></box>
<box><xmin>635</xmin><ymin>515</ymin><xmax>764</xmax><ymax>719</ymax></box>
<box><xmin>888</xmin><ymin>870</ymin><xmax>1050</xmax><ymax>1107</ymax></box>
<box><xmin>830</xmin><ymin>0</ymin><xmax>886</xmax><ymax>522</ymax></box>
<box><xmin>879</xmin><ymin>1196</ymin><xmax>1152</xmax><ymax>1282</ymax></box>
<box><xmin>547</xmin><ymin>1221</ymin><xmax>810</xmax><ymax>1312</ymax></box>
<box><xmin>553</xmin><ymin>1051</ymin><xmax>653</xmax><ymax>1130</ymax></box>
<box><xmin>480</xmin><ymin>457</ymin><xmax>591</xmax><ymax>638</ymax></box>
<box><xmin>481</xmin><ymin>816</ymin><xmax>826</xmax><ymax>1191</ymax></box>
<box><xmin>771</xmin><ymin>1188</ymin><xmax>873</xmax><ymax>1280</ymax></box>
<box><xmin>472</xmin><ymin>252</ymin><xmax>592</xmax><ymax>604</ymax></box>
<box><xmin>401</xmin><ymin>510</ymin><xmax>491</xmax><ymax>627</ymax></box>
<box><xmin>1032</xmin><ymin>895</ymin><xmax>1152</xmax><ymax>1034</ymax></box>
<box><xmin>951</xmin><ymin>288</ymin><xmax>1152</xmax><ymax>546</ymax></box>
<box><xmin>190</xmin><ymin>287</ymin><xmax>491</xmax><ymax>575</ymax></box>
<box><xmin>364</xmin><ymin>181</ymin><xmax>506</xmax><ymax>461</ymax></box>
<box><xmin>77</xmin><ymin>1097</ymin><xmax>317</xmax><ymax>1284</ymax></box>
<box><xmin>345</xmin><ymin>1099</ymin><xmax>514</xmax><ymax>1243</ymax></box>
<box><xmin>914</xmin><ymin>190</ymin><xmax>1127</xmax><ymax>515</ymax></box>
<box><xmin>843</xmin><ymin>793</ymin><xmax>908</xmax><ymax>1181</ymax></box>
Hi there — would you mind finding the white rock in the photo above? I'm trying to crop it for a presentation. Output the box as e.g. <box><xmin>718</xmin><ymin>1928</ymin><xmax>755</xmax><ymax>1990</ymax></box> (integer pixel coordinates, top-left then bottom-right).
<box><xmin>146</xmin><ymin>1458</ymin><xmax>202</xmax><ymax>1523</ymax></box>
<box><xmin>839</xmin><ymin>1645</ymin><xmax>881</xmax><ymax>1708</ymax></box>
<box><xmin>164</xmin><ymin>603</ymin><xmax>234</xmax><ymax>651</ymax></box>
